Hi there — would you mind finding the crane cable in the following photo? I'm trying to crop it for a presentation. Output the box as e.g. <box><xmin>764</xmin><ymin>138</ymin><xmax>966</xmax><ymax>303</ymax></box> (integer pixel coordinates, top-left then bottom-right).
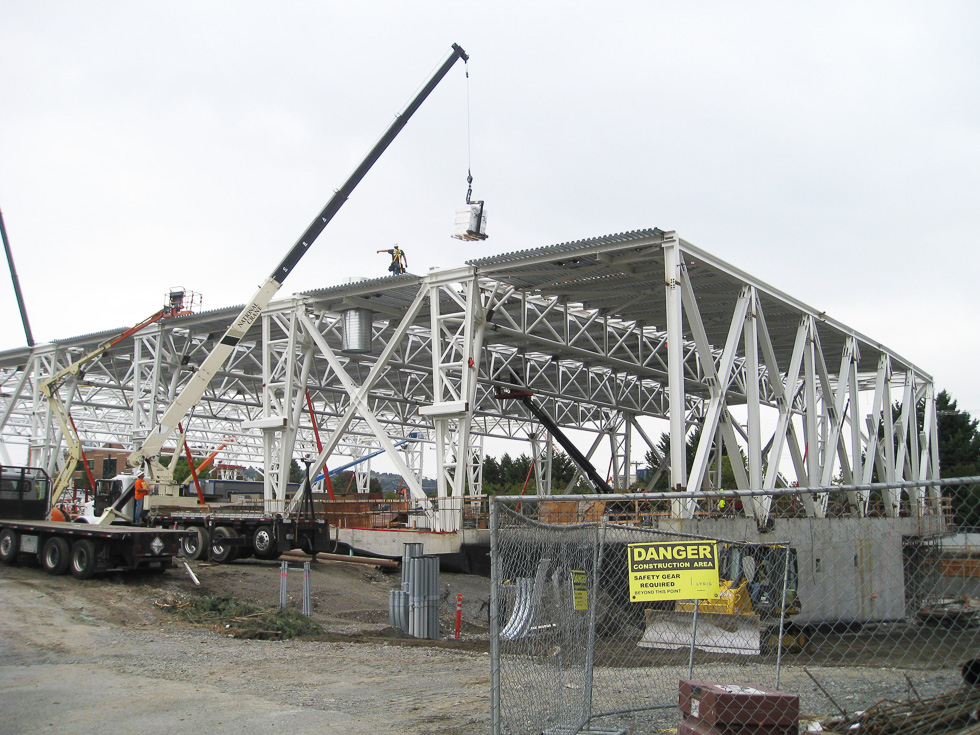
<box><xmin>465</xmin><ymin>58</ymin><xmax>476</xmax><ymax>204</ymax></box>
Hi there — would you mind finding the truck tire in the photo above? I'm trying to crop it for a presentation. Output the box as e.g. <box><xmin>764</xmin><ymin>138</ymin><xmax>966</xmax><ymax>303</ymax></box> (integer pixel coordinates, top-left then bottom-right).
<box><xmin>70</xmin><ymin>539</ymin><xmax>99</xmax><ymax>579</ymax></box>
<box><xmin>211</xmin><ymin>526</ymin><xmax>240</xmax><ymax>563</ymax></box>
<box><xmin>252</xmin><ymin>525</ymin><xmax>281</xmax><ymax>560</ymax></box>
<box><xmin>0</xmin><ymin>528</ymin><xmax>18</xmax><ymax>564</ymax></box>
<box><xmin>180</xmin><ymin>526</ymin><xmax>210</xmax><ymax>561</ymax></box>
<box><xmin>42</xmin><ymin>536</ymin><xmax>71</xmax><ymax>575</ymax></box>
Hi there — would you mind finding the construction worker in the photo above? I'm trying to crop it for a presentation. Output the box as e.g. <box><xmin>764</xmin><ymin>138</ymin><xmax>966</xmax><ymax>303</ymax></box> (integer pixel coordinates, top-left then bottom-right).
<box><xmin>377</xmin><ymin>244</ymin><xmax>407</xmax><ymax>275</ymax></box>
<box><xmin>133</xmin><ymin>471</ymin><xmax>148</xmax><ymax>524</ymax></box>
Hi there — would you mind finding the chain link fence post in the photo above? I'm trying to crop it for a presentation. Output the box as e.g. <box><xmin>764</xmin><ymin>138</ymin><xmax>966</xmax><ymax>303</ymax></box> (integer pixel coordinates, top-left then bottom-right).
<box><xmin>489</xmin><ymin>479</ymin><xmax>980</xmax><ymax>734</ymax></box>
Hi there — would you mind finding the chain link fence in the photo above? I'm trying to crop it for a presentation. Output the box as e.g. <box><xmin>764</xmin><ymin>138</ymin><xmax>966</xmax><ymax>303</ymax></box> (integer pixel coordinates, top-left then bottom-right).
<box><xmin>489</xmin><ymin>478</ymin><xmax>980</xmax><ymax>735</ymax></box>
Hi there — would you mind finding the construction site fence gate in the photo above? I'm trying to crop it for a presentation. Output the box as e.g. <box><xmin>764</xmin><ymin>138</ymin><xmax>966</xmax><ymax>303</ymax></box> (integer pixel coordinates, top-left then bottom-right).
<box><xmin>489</xmin><ymin>477</ymin><xmax>980</xmax><ymax>735</ymax></box>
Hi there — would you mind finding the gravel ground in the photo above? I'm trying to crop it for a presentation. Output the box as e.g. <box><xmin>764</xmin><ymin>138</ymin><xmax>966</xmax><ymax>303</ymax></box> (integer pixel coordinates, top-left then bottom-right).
<box><xmin>0</xmin><ymin>556</ymin><xmax>493</xmax><ymax>735</ymax></box>
<box><xmin>0</xmin><ymin>555</ymin><xmax>971</xmax><ymax>735</ymax></box>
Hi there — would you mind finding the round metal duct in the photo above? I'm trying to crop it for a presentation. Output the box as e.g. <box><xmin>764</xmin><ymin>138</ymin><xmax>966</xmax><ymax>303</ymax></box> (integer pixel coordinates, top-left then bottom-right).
<box><xmin>342</xmin><ymin>308</ymin><xmax>373</xmax><ymax>353</ymax></box>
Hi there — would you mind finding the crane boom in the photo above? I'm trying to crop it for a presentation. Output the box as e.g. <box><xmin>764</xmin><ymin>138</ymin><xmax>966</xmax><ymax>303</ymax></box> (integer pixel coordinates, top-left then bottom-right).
<box><xmin>129</xmin><ymin>44</ymin><xmax>469</xmax><ymax>472</ymax></box>
<box><xmin>496</xmin><ymin>369</ymin><xmax>615</xmax><ymax>494</ymax></box>
<box><xmin>0</xmin><ymin>207</ymin><xmax>34</xmax><ymax>347</ymax></box>
<box><xmin>40</xmin><ymin>291</ymin><xmax>194</xmax><ymax>507</ymax></box>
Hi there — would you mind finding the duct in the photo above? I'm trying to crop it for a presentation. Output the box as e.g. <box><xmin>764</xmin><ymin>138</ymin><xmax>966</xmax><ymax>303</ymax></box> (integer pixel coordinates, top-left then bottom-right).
<box><xmin>341</xmin><ymin>308</ymin><xmax>373</xmax><ymax>353</ymax></box>
<box><xmin>500</xmin><ymin>557</ymin><xmax>551</xmax><ymax>641</ymax></box>
<box><xmin>406</xmin><ymin>555</ymin><xmax>440</xmax><ymax>640</ymax></box>
<box><xmin>391</xmin><ymin>543</ymin><xmax>441</xmax><ymax>638</ymax></box>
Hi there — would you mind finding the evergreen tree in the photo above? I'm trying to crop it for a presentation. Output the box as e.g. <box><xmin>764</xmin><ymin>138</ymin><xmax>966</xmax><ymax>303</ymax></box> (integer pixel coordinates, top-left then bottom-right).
<box><xmin>933</xmin><ymin>390</ymin><xmax>980</xmax><ymax>477</ymax></box>
<box><xmin>480</xmin><ymin>449</ymin><xmax>587</xmax><ymax>494</ymax></box>
<box><xmin>644</xmin><ymin>427</ymin><xmax>743</xmax><ymax>490</ymax></box>
<box><xmin>288</xmin><ymin>459</ymin><xmax>307</xmax><ymax>484</ymax></box>
<box><xmin>926</xmin><ymin>390</ymin><xmax>980</xmax><ymax>527</ymax></box>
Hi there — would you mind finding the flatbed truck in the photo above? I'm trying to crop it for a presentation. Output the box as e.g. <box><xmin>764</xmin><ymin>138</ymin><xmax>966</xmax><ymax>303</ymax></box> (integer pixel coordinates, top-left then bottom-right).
<box><xmin>90</xmin><ymin>472</ymin><xmax>332</xmax><ymax>563</ymax></box>
<box><xmin>0</xmin><ymin>466</ymin><xmax>185</xmax><ymax>578</ymax></box>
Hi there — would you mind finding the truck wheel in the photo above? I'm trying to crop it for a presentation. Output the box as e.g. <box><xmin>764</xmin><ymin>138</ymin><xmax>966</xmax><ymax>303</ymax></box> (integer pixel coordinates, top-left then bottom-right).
<box><xmin>180</xmin><ymin>526</ymin><xmax>209</xmax><ymax>561</ymax></box>
<box><xmin>252</xmin><ymin>525</ymin><xmax>279</xmax><ymax>559</ymax></box>
<box><xmin>211</xmin><ymin>526</ymin><xmax>240</xmax><ymax>563</ymax></box>
<box><xmin>0</xmin><ymin>528</ymin><xmax>19</xmax><ymax>564</ymax></box>
<box><xmin>42</xmin><ymin>536</ymin><xmax>71</xmax><ymax>575</ymax></box>
<box><xmin>70</xmin><ymin>539</ymin><xmax>99</xmax><ymax>579</ymax></box>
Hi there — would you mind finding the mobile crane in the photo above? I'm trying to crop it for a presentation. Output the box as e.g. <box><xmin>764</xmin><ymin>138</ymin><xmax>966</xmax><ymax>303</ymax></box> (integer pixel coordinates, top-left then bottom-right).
<box><xmin>91</xmin><ymin>44</ymin><xmax>472</xmax><ymax>563</ymax></box>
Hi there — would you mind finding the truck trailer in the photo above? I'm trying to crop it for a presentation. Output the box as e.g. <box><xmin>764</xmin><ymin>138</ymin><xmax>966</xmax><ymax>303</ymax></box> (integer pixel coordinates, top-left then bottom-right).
<box><xmin>0</xmin><ymin>466</ymin><xmax>185</xmax><ymax>578</ymax></box>
<box><xmin>87</xmin><ymin>472</ymin><xmax>332</xmax><ymax>563</ymax></box>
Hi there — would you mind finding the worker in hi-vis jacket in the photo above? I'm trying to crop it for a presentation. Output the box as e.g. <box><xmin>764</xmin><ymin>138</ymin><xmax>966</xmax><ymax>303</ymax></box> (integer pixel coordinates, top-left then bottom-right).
<box><xmin>378</xmin><ymin>245</ymin><xmax>407</xmax><ymax>275</ymax></box>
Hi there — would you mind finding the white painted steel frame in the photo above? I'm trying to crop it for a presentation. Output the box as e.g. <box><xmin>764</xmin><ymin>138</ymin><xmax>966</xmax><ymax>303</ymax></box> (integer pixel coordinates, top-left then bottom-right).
<box><xmin>0</xmin><ymin>229</ymin><xmax>938</xmax><ymax>527</ymax></box>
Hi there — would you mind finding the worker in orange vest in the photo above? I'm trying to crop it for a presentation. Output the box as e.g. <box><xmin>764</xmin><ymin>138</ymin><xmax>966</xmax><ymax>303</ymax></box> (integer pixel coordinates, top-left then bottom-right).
<box><xmin>133</xmin><ymin>471</ymin><xmax>148</xmax><ymax>524</ymax></box>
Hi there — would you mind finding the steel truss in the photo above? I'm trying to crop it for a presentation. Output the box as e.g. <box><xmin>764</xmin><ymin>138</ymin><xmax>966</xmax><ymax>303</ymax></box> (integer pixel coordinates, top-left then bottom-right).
<box><xmin>0</xmin><ymin>229</ymin><xmax>938</xmax><ymax>525</ymax></box>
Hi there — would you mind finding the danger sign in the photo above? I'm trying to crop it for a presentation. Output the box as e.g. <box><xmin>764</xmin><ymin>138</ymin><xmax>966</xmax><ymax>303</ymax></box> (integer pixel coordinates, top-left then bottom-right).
<box><xmin>627</xmin><ymin>541</ymin><xmax>720</xmax><ymax>602</ymax></box>
<box><xmin>571</xmin><ymin>569</ymin><xmax>589</xmax><ymax>611</ymax></box>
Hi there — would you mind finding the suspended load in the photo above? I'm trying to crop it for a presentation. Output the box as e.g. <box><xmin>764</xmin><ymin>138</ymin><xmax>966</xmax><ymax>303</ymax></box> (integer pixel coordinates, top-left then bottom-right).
<box><xmin>452</xmin><ymin>172</ymin><xmax>488</xmax><ymax>241</ymax></box>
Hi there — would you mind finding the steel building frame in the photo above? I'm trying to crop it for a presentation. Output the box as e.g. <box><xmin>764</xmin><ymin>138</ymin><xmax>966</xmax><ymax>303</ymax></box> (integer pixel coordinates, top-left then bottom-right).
<box><xmin>0</xmin><ymin>229</ymin><xmax>939</xmax><ymax>527</ymax></box>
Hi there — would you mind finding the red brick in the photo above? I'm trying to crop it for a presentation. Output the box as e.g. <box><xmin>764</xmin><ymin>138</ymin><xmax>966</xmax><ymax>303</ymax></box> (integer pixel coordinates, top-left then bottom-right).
<box><xmin>679</xmin><ymin>680</ymin><xmax>799</xmax><ymax>727</ymax></box>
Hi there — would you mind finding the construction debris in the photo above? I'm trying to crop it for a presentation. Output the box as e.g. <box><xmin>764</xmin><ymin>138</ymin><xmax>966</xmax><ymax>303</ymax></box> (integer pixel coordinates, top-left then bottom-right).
<box><xmin>811</xmin><ymin>685</ymin><xmax>980</xmax><ymax>734</ymax></box>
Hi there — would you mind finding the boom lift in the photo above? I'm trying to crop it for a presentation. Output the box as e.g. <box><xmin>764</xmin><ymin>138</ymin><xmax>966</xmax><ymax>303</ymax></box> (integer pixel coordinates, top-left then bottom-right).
<box><xmin>495</xmin><ymin>370</ymin><xmax>614</xmax><ymax>494</ymax></box>
<box><xmin>40</xmin><ymin>289</ymin><xmax>197</xmax><ymax>511</ymax></box>
<box><xmin>114</xmin><ymin>44</ymin><xmax>471</xmax><ymax>519</ymax></box>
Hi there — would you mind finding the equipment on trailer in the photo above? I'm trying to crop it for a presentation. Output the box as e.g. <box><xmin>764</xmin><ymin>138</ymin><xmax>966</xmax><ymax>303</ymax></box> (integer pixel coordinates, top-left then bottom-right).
<box><xmin>639</xmin><ymin>543</ymin><xmax>803</xmax><ymax>655</ymax></box>
<box><xmin>40</xmin><ymin>289</ymin><xmax>199</xmax><ymax>510</ymax></box>
<box><xmin>451</xmin><ymin>171</ymin><xmax>488</xmax><ymax>241</ymax></box>
<box><xmin>450</xmin><ymin>58</ymin><xmax>488</xmax><ymax>242</ymax></box>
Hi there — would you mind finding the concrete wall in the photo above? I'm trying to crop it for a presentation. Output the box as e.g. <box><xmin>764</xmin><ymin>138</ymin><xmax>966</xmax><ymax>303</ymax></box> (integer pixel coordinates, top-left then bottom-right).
<box><xmin>658</xmin><ymin>516</ymin><xmax>932</xmax><ymax>625</ymax></box>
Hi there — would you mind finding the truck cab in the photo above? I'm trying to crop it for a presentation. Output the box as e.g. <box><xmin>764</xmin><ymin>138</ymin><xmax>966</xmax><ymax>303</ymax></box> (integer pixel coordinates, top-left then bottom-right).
<box><xmin>0</xmin><ymin>466</ymin><xmax>51</xmax><ymax>521</ymax></box>
<box><xmin>72</xmin><ymin>473</ymin><xmax>139</xmax><ymax>524</ymax></box>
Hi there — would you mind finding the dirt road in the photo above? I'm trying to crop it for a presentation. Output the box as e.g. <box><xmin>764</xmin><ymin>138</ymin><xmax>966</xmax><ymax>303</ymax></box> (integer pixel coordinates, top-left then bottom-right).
<box><xmin>0</xmin><ymin>557</ymin><xmax>493</xmax><ymax>735</ymax></box>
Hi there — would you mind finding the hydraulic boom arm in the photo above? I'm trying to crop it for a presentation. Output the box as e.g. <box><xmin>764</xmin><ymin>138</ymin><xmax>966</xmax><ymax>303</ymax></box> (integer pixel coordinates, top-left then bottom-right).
<box><xmin>129</xmin><ymin>44</ymin><xmax>470</xmax><ymax>475</ymax></box>
<box><xmin>496</xmin><ymin>370</ymin><xmax>615</xmax><ymax>494</ymax></box>
<box><xmin>41</xmin><ymin>291</ymin><xmax>192</xmax><ymax>506</ymax></box>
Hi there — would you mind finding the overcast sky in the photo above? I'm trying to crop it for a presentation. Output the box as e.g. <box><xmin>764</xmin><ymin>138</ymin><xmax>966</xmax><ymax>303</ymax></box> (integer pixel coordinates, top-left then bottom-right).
<box><xmin>3</xmin><ymin>1</ymin><xmax>979</xmax><ymax>420</ymax></box>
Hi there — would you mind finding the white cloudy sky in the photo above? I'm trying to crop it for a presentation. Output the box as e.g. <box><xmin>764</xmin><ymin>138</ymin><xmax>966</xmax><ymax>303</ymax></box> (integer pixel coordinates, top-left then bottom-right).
<box><xmin>2</xmin><ymin>1</ymin><xmax>979</xmax><ymax>419</ymax></box>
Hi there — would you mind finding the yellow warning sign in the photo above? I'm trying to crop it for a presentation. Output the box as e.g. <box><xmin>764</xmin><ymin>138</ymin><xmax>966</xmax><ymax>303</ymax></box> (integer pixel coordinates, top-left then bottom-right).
<box><xmin>571</xmin><ymin>569</ymin><xmax>588</xmax><ymax>611</ymax></box>
<box><xmin>627</xmin><ymin>541</ymin><xmax>720</xmax><ymax>602</ymax></box>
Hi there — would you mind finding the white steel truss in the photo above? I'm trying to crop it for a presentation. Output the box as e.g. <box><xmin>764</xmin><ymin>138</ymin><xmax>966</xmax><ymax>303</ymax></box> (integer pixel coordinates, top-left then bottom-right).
<box><xmin>0</xmin><ymin>229</ymin><xmax>938</xmax><ymax>527</ymax></box>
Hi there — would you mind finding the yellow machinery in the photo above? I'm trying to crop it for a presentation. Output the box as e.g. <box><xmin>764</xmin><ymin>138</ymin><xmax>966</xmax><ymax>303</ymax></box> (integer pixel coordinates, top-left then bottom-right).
<box><xmin>639</xmin><ymin>543</ymin><xmax>803</xmax><ymax>655</ymax></box>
